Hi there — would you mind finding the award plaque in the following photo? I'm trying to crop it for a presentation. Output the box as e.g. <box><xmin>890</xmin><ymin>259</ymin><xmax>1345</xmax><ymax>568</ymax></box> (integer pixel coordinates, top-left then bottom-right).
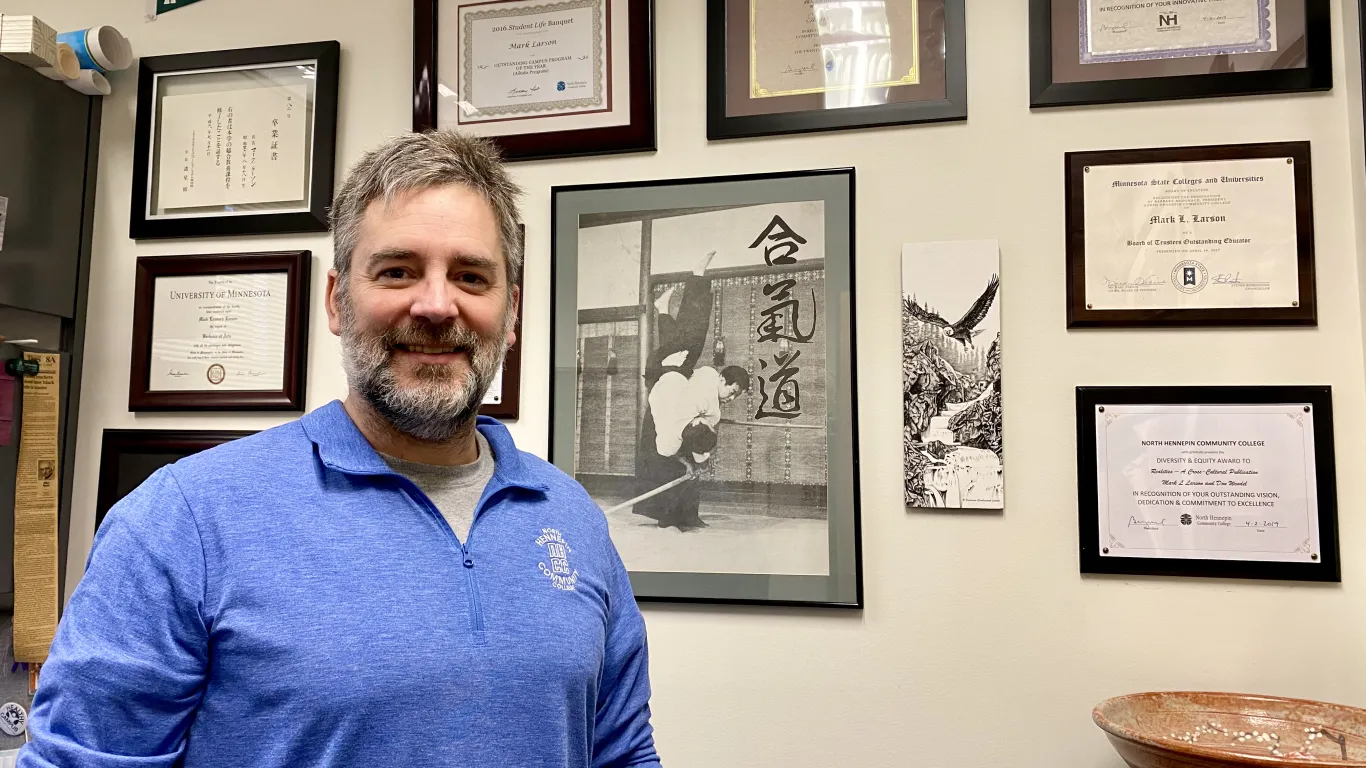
<box><xmin>414</xmin><ymin>0</ymin><xmax>656</xmax><ymax>161</ymax></box>
<box><xmin>1030</xmin><ymin>0</ymin><xmax>1331</xmax><ymax>107</ymax></box>
<box><xmin>130</xmin><ymin>42</ymin><xmax>340</xmax><ymax>239</ymax></box>
<box><xmin>479</xmin><ymin>225</ymin><xmax>524</xmax><ymax>420</ymax></box>
<box><xmin>129</xmin><ymin>251</ymin><xmax>310</xmax><ymax>411</ymax></box>
<box><xmin>708</xmin><ymin>0</ymin><xmax>966</xmax><ymax>139</ymax></box>
<box><xmin>1077</xmin><ymin>386</ymin><xmax>1340</xmax><ymax>582</ymax></box>
<box><xmin>1066</xmin><ymin>141</ymin><xmax>1316</xmax><ymax>328</ymax></box>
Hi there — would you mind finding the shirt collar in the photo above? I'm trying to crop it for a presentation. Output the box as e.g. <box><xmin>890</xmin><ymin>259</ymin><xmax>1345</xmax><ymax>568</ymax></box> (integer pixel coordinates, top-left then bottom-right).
<box><xmin>300</xmin><ymin>400</ymin><xmax>549</xmax><ymax>494</ymax></box>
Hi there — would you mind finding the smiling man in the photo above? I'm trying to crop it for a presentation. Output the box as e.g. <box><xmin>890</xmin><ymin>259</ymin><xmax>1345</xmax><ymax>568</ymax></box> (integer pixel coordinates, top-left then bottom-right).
<box><xmin>21</xmin><ymin>132</ymin><xmax>661</xmax><ymax>768</ymax></box>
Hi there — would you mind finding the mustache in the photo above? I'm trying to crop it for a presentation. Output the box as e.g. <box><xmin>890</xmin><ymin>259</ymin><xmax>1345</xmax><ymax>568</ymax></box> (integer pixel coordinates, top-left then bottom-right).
<box><xmin>379</xmin><ymin>323</ymin><xmax>484</xmax><ymax>354</ymax></box>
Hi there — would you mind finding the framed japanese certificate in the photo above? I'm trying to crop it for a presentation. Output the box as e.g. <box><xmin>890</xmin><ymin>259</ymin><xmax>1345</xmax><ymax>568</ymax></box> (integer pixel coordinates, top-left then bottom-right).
<box><xmin>1077</xmin><ymin>386</ymin><xmax>1340</xmax><ymax>582</ymax></box>
<box><xmin>129</xmin><ymin>251</ymin><xmax>311</xmax><ymax>411</ymax></box>
<box><xmin>707</xmin><ymin>0</ymin><xmax>966</xmax><ymax>140</ymax></box>
<box><xmin>130</xmin><ymin>42</ymin><xmax>340</xmax><ymax>239</ymax></box>
<box><xmin>414</xmin><ymin>0</ymin><xmax>655</xmax><ymax>161</ymax></box>
<box><xmin>550</xmin><ymin>169</ymin><xmax>861</xmax><ymax>608</ymax></box>
<box><xmin>1066</xmin><ymin>142</ymin><xmax>1316</xmax><ymax>328</ymax></box>
<box><xmin>1030</xmin><ymin>0</ymin><xmax>1331</xmax><ymax>107</ymax></box>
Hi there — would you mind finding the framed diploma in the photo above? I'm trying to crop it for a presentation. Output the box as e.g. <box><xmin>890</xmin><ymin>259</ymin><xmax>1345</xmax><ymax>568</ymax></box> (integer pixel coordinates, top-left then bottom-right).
<box><xmin>551</xmin><ymin>168</ymin><xmax>861</xmax><ymax>607</ymax></box>
<box><xmin>414</xmin><ymin>0</ymin><xmax>656</xmax><ymax>162</ymax></box>
<box><xmin>1077</xmin><ymin>386</ymin><xmax>1340</xmax><ymax>582</ymax></box>
<box><xmin>707</xmin><ymin>0</ymin><xmax>966</xmax><ymax>140</ymax></box>
<box><xmin>130</xmin><ymin>42</ymin><xmax>340</xmax><ymax>239</ymax></box>
<box><xmin>129</xmin><ymin>251</ymin><xmax>311</xmax><ymax>411</ymax></box>
<box><xmin>1030</xmin><ymin>0</ymin><xmax>1331</xmax><ymax>107</ymax></box>
<box><xmin>96</xmin><ymin>429</ymin><xmax>255</xmax><ymax>531</ymax></box>
<box><xmin>1066</xmin><ymin>142</ymin><xmax>1316</xmax><ymax>328</ymax></box>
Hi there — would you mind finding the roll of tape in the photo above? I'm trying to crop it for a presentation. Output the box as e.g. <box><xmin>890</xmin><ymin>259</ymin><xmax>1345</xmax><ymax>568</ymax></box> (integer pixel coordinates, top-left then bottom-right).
<box><xmin>56</xmin><ymin>26</ymin><xmax>131</xmax><ymax>72</ymax></box>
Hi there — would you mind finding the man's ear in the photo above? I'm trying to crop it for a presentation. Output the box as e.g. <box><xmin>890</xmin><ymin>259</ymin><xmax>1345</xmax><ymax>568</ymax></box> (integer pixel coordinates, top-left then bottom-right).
<box><xmin>506</xmin><ymin>283</ymin><xmax>521</xmax><ymax>347</ymax></box>
<box><xmin>325</xmin><ymin>269</ymin><xmax>343</xmax><ymax>337</ymax></box>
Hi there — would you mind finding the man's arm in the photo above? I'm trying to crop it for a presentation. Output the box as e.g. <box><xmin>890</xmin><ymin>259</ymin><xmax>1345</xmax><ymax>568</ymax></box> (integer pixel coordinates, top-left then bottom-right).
<box><xmin>593</xmin><ymin>545</ymin><xmax>661</xmax><ymax>768</ymax></box>
<box><xmin>20</xmin><ymin>468</ymin><xmax>210</xmax><ymax>768</ymax></box>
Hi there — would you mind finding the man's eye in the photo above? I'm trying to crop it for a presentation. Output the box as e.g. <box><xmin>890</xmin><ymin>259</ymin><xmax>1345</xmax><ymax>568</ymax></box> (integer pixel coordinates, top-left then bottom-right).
<box><xmin>378</xmin><ymin>268</ymin><xmax>408</xmax><ymax>280</ymax></box>
<box><xmin>458</xmin><ymin>273</ymin><xmax>488</xmax><ymax>285</ymax></box>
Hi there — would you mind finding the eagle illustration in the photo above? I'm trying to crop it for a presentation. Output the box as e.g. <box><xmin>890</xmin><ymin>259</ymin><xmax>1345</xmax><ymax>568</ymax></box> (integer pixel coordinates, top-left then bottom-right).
<box><xmin>904</xmin><ymin>274</ymin><xmax>999</xmax><ymax>348</ymax></box>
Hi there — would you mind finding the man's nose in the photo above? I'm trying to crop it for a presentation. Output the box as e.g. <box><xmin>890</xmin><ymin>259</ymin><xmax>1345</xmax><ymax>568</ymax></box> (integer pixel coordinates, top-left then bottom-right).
<box><xmin>409</xmin><ymin>274</ymin><xmax>460</xmax><ymax>324</ymax></box>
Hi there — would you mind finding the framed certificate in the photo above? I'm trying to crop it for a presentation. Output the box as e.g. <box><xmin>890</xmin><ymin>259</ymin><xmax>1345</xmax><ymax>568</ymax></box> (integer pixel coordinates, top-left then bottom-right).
<box><xmin>129</xmin><ymin>251</ymin><xmax>311</xmax><ymax>411</ymax></box>
<box><xmin>1077</xmin><ymin>386</ymin><xmax>1340</xmax><ymax>582</ymax></box>
<box><xmin>130</xmin><ymin>42</ymin><xmax>340</xmax><ymax>239</ymax></box>
<box><xmin>707</xmin><ymin>0</ymin><xmax>966</xmax><ymax>140</ymax></box>
<box><xmin>551</xmin><ymin>169</ymin><xmax>861</xmax><ymax>607</ymax></box>
<box><xmin>1066</xmin><ymin>142</ymin><xmax>1316</xmax><ymax>328</ymax></box>
<box><xmin>414</xmin><ymin>0</ymin><xmax>656</xmax><ymax>162</ymax></box>
<box><xmin>1030</xmin><ymin>0</ymin><xmax>1331</xmax><ymax>107</ymax></box>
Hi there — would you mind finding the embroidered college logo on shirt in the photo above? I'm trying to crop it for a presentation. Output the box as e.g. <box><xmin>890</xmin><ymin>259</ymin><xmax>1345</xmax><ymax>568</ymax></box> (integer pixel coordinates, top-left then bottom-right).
<box><xmin>535</xmin><ymin>528</ymin><xmax>578</xmax><ymax>591</ymax></box>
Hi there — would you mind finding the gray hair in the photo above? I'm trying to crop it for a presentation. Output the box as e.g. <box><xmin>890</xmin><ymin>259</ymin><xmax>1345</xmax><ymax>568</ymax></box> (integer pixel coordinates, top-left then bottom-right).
<box><xmin>329</xmin><ymin>131</ymin><xmax>523</xmax><ymax>289</ymax></box>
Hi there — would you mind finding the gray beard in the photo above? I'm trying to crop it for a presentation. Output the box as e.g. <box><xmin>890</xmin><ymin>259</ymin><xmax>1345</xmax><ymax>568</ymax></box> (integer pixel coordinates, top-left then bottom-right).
<box><xmin>338</xmin><ymin>295</ymin><xmax>509</xmax><ymax>443</ymax></box>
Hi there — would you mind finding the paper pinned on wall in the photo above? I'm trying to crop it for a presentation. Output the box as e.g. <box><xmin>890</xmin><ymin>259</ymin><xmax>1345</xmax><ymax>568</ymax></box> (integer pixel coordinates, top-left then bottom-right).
<box><xmin>12</xmin><ymin>352</ymin><xmax>60</xmax><ymax>663</ymax></box>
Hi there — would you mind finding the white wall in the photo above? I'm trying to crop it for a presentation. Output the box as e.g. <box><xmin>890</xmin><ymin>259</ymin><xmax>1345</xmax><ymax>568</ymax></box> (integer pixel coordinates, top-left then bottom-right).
<box><xmin>9</xmin><ymin>0</ymin><xmax>1366</xmax><ymax>765</ymax></box>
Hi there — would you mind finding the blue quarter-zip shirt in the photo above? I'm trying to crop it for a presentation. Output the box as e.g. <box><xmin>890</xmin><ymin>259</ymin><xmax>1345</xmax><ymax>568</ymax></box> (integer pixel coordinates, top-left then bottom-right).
<box><xmin>21</xmin><ymin>401</ymin><xmax>661</xmax><ymax>767</ymax></box>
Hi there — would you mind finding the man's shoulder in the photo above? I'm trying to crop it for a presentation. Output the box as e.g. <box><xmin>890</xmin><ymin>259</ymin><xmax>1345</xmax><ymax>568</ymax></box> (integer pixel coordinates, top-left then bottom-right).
<box><xmin>505</xmin><ymin>450</ymin><xmax>611</xmax><ymax>524</ymax></box>
<box><xmin>168</xmin><ymin>418</ymin><xmax>314</xmax><ymax>486</ymax></box>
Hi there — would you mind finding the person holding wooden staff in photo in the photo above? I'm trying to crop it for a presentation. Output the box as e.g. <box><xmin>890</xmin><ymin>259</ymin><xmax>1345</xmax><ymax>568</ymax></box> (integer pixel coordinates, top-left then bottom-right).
<box><xmin>635</xmin><ymin>250</ymin><xmax>750</xmax><ymax>531</ymax></box>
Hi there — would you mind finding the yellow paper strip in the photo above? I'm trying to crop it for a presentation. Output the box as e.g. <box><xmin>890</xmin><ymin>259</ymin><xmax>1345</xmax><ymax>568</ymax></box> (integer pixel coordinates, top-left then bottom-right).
<box><xmin>13</xmin><ymin>352</ymin><xmax>60</xmax><ymax>663</ymax></box>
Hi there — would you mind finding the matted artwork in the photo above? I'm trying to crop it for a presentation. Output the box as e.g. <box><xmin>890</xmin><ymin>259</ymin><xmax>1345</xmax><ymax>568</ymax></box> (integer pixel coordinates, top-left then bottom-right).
<box><xmin>551</xmin><ymin>169</ymin><xmax>860</xmax><ymax>607</ymax></box>
<box><xmin>901</xmin><ymin>240</ymin><xmax>1003</xmax><ymax>509</ymax></box>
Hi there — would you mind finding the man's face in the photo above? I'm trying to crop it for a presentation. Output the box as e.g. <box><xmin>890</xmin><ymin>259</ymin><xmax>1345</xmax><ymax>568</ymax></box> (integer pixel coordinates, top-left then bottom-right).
<box><xmin>326</xmin><ymin>184</ymin><xmax>518</xmax><ymax>442</ymax></box>
<box><xmin>719</xmin><ymin>382</ymin><xmax>742</xmax><ymax>403</ymax></box>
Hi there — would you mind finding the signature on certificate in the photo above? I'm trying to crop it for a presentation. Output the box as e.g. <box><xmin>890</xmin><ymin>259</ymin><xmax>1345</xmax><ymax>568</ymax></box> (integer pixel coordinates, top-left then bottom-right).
<box><xmin>1104</xmin><ymin>275</ymin><xmax>1165</xmax><ymax>289</ymax></box>
<box><xmin>166</xmin><ymin>369</ymin><xmax>190</xmax><ymax>378</ymax></box>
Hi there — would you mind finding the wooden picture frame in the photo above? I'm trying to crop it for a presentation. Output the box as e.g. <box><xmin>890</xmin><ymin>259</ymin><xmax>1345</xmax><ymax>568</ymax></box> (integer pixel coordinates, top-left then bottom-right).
<box><xmin>130</xmin><ymin>41</ymin><xmax>340</xmax><ymax>239</ymax></box>
<box><xmin>1030</xmin><ymin>0</ymin><xmax>1332</xmax><ymax>108</ymax></box>
<box><xmin>1066</xmin><ymin>141</ymin><xmax>1316</xmax><ymax>328</ymax></box>
<box><xmin>413</xmin><ymin>0</ymin><xmax>656</xmax><ymax>162</ymax></box>
<box><xmin>479</xmin><ymin>226</ymin><xmax>525</xmax><ymax>419</ymax></box>
<box><xmin>1077</xmin><ymin>386</ymin><xmax>1340</xmax><ymax>582</ymax></box>
<box><xmin>706</xmin><ymin>0</ymin><xmax>967</xmax><ymax>140</ymax></box>
<box><xmin>96</xmin><ymin>429</ymin><xmax>255</xmax><ymax>531</ymax></box>
<box><xmin>129</xmin><ymin>251</ymin><xmax>311</xmax><ymax>411</ymax></box>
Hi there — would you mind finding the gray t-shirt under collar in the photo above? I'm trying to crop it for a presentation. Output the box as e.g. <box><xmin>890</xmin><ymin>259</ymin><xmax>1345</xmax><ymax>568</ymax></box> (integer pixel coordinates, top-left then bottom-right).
<box><xmin>381</xmin><ymin>431</ymin><xmax>495</xmax><ymax>544</ymax></box>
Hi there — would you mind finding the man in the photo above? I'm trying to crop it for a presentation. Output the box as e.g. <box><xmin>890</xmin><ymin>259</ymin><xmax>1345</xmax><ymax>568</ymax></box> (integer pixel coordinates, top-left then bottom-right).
<box><xmin>633</xmin><ymin>252</ymin><xmax>749</xmax><ymax>531</ymax></box>
<box><xmin>21</xmin><ymin>132</ymin><xmax>661</xmax><ymax>768</ymax></box>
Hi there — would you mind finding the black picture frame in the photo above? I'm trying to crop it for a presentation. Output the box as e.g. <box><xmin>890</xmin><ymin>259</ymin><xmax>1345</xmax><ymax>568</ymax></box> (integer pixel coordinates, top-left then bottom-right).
<box><xmin>1076</xmin><ymin>386</ymin><xmax>1340</xmax><ymax>582</ymax></box>
<box><xmin>1030</xmin><ymin>0</ymin><xmax>1332</xmax><ymax>108</ymax></box>
<box><xmin>706</xmin><ymin>0</ymin><xmax>967</xmax><ymax>140</ymax></box>
<box><xmin>1066</xmin><ymin>141</ymin><xmax>1317</xmax><ymax>328</ymax></box>
<box><xmin>129</xmin><ymin>251</ymin><xmax>311</xmax><ymax>412</ymax></box>
<box><xmin>130</xmin><ymin>41</ymin><xmax>340</xmax><ymax>239</ymax></box>
<box><xmin>550</xmin><ymin>168</ymin><xmax>862</xmax><ymax>608</ymax></box>
<box><xmin>413</xmin><ymin>0</ymin><xmax>656</xmax><ymax>162</ymax></box>
<box><xmin>96</xmin><ymin>429</ymin><xmax>255</xmax><ymax>531</ymax></box>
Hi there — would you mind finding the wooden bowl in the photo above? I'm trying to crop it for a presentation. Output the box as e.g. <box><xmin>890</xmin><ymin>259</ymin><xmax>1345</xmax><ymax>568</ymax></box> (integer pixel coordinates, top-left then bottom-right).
<box><xmin>1094</xmin><ymin>692</ymin><xmax>1366</xmax><ymax>767</ymax></box>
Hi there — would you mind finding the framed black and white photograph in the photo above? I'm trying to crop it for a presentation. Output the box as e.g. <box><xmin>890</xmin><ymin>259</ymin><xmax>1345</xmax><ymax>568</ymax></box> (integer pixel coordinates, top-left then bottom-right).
<box><xmin>129</xmin><ymin>251</ymin><xmax>311</xmax><ymax>412</ymax></box>
<box><xmin>130</xmin><ymin>41</ymin><xmax>340</xmax><ymax>239</ymax></box>
<box><xmin>97</xmin><ymin>429</ymin><xmax>254</xmax><ymax>531</ymax></box>
<box><xmin>901</xmin><ymin>240</ymin><xmax>1003</xmax><ymax>510</ymax></box>
<box><xmin>551</xmin><ymin>169</ymin><xmax>861</xmax><ymax>607</ymax></box>
<box><xmin>414</xmin><ymin>0</ymin><xmax>656</xmax><ymax>161</ymax></box>
<box><xmin>1030</xmin><ymin>0</ymin><xmax>1331</xmax><ymax>108</ymax></box>
<box><xmin>1066</xmin><ymin>141</ymin><xmax>1316</xmax><ymax>328</ymax></box>
<box><xmin>1077</xmin><ymin>386</ymin><xmax>1339</xmax><ymax>582</ymax></box>
<box><xmin>706</xmin><ymin>0</ymin><xmax>966</xmax><ymax>140</ymax></box>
